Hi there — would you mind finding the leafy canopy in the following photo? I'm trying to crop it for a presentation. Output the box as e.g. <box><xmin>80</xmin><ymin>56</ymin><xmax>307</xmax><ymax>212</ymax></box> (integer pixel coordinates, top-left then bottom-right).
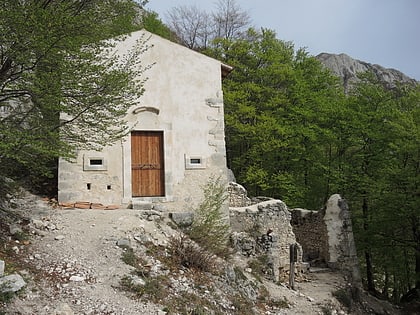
<box><xmin>0</xmin><ymin>0</ymin><xmax>148</xmax><ymax>183</ymax></box>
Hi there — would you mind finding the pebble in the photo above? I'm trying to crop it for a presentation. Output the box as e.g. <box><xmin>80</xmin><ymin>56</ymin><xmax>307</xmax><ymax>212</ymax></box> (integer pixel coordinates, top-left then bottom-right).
<box><xmin>54</xmin><ymin>302</ymin><xmax>74</xmax><ymax>315</ymax></box>
<box><xmin>55</xmin><ymin>235</ymin><xmax>65</xmax><ymax>240</ymax></box>
<box><xmin>69</xmin><ymin>275</ymin><xmax>85</xmax><ymax>282</ymax></box>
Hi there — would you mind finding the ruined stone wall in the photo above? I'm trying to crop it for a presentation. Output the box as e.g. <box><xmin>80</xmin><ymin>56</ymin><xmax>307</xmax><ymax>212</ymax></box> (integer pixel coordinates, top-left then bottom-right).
<box><xmin>228</xmin><ymin>182</ymin><xmax>252</xmax><ymax>207</ymax></box>
<box><xmin>290</xmin><ymin>208</ymin><xmax>329</xmax><ymax>265</ymax></box>
<box><xmin>228</xmin><ymin>183</ymin><xmax>360</xmax><ymax>285</ymax></box>
<box><xmin>291</xmin><ymin>195</ymin><xmax>361</xmax><ymax>284</ymax></box>
<box><xmin>229</xmin><ymin>200</ymin><xmax>301</xmax><ymax>282</ymax></box>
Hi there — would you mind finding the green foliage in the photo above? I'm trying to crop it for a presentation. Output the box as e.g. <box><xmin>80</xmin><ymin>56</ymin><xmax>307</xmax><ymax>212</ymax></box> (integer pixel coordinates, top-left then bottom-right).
<box><xmin>247</xmin><ymin>254</ymin><xmax>272</xmax><ymax>282</ymax></box>
<box><xmin>332</xmin><ymin>288</ymin><xmax>352</xmax><ymax>309</ymax></box>
<box><xmin>120</xmin><ymin>274</ymin><xmax>170</xmax><ymax>301</ymax></box>
<box><xmin>141</xmin><ymin>11</ymin><xmax>176</xmax><ymax>41</ymax></box>
<box><xmin>187</xmin><ymin>176</ymin><xmax>230</xmax><ymax>258</ymax></box>
<box><xmin>207</xmin><ymin>26</ymin><xmax>419</xmax><ymax>302</ymax></box>
<box><xmin>0</xmin><ymin>290</ymin><xmax>14</xmax><ymax>304</ymax></box>
<box><xmin>325</xmin><ymin>73</ymin><xmax>420</xmax><ymax>299</ymax></box>
<box><xmin>207</xmin><ymin>28</ymin><xmax>344</xmax><ymax>208</ymax></box>
<box><xmin>0</xmin><ymin>0</ymin><xmax>147</xmax><ymax>186</ymax></box>
<box><xmin>120</xmin><ymin>246</ymin><xmax>138</xmax><ymax>267</ymax></box>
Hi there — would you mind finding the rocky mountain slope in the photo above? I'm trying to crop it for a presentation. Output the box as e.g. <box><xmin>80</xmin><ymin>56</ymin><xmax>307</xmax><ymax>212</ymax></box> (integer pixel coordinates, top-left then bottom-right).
<box><xmin>316</xmin><ymin>53</ymin><xmax>417</xmax><ymax>92</ymax></box>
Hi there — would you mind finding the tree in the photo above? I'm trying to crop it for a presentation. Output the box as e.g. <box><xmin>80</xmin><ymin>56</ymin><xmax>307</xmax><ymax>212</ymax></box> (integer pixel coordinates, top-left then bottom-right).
<box><xmin>166</xmin><ymin>5</ymin><xmax>213</xmax><ymax>49</ymax></box>
<box><xmin>0</xmin><ymin>0</ymin><xmax>148</xmax><ymax>188</ymax></box>
<box><xmin>141</xmin><ymin>10</ymin><xmax>176</xmax><ymax>41</ymax></box>
<box><xmin>206</xmin><ymin>28</ymin><xmax>343</xmax><ymax>208</ymax></box>
<box><xmin>334</xmin><ymin>72</ymin><xmax>420</xmax><ymax>300</ymax></box>
<box><xmin>208</xmin><ymin>27</ymin><xmax>419</xmax><ymax>300</ymax></box>
<box><xmin>165</xmin><ymin>0</ymin><xmax>251</xmax><ymax>50</ymax></box>
<box><xmin>213</xmin><ymin>0</ymin><xmax>252</xmax><ymax>41</ymax></box>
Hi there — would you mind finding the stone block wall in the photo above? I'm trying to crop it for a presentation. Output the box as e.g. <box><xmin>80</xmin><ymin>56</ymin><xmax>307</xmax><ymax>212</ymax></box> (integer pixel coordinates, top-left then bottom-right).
<box><xmin>228</xmin><ymin>182</ymin><xmax>252</xmax><ymax>207</ymax></box>
<box><xmin>291</xmin><ymin>195</ymin><xmax>361</xmax><ymax>284</ymax></box>
<box><xmin>229</xmin><ymin>200</ymin><xmax>301</xmax><ymax>282</ymax></box>
<box><xmin>290</xmin><ymin>208</ymin><xmax>329</xmax><ymax>265</ymax></box>
<box><xmin>228</xmin><ymin>183</ymin><xmax>360</xmax><ymax>285</ymax></box>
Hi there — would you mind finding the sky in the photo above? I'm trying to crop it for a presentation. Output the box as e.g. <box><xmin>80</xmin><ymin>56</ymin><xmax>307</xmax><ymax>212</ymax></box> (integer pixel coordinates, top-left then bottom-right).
<box><xmin>146</xmin><ymin>0</ymin><xmax>420</xmax><ymax>80</ymax></box>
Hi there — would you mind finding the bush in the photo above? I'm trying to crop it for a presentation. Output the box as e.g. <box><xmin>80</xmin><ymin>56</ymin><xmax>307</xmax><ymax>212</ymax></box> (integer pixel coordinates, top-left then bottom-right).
<box><xmin>120</xmin><ymin>275</ymin><xmax>169</xmax><ymax>301</ymax></box>
<box><xmin>120</xmin><ymin>246</ymin><xmax>138</xmax><ymax>267</ymax></box>
<box><xmin>168</xmin><ymin>234</ymin><xmax>216</xmax><ymax>272</ymax></box>
<box><xmin>248</xmin><ymin>254</ymin><xmax>272</xmax><ymax>282</ymax></box>
<box><xmin>187</xmin><ymin>176</ymin><xmax>230</xmax><ymax>258</ymax></box>
<box><xmin>333</xmin><ymin>288</ymin><xmax>352</xmax><ymax>308</ymax></box>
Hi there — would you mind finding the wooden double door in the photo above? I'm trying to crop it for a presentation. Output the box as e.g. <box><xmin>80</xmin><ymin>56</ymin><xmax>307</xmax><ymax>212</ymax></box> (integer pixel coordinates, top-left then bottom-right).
<box><xmin>131</xmin><ymin>131</ymin><xmax>165</xmax><ymax>197</ymax></box>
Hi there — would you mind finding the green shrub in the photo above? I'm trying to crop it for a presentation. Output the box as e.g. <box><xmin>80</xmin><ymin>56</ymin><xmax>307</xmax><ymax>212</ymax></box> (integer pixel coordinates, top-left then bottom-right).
<box><xmin>248</xmin><ymin>254</ymin><xmax>272</xmax><ymax>282</ymax></box>
<box><xmin>120</xmin><ymin>246</ymin><xmax>138</xmax><ymax>267</ymax></box>
<box><xmin>333</xmin><ymin>288</ymin><xmax>352</xmax><ymax>308</ymax></box>
<box><xmin>120</xmin><ymin>275</ymin><xmax>169</xmax><ymax>302</ymax></box>
<box><xmin>187</xmin><ymin>176</ymin><xmax>230</xmax><ymax>258</ymax></box>
<box><xmin>0</xmin><ymin>291</ymin><xmax>14</xmax><ymax>304</ymax></box>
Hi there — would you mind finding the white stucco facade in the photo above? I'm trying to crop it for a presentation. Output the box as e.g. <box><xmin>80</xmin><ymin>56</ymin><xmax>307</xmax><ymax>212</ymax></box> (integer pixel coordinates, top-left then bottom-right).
<box><xmin>58</xmin><ymin>30</ymin><xmax>229</xmax><ymax>211</ymax></box>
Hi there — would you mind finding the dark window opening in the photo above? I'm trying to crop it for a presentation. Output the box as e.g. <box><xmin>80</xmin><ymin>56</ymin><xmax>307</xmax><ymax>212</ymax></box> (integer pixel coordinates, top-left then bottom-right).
<box><xmin>90</xmin><ymin>159</ymin><xmax>103</xmax><ymax>166</ymax></box>
<box><xmin>87</xmin><ymin>183</ymin><xmax>91</xmax><ymax>190</ymax></box>
<box><xmin>190</xmin><ymin>158</ymin><xmax>201</xmax><ymax>164</ymax></box>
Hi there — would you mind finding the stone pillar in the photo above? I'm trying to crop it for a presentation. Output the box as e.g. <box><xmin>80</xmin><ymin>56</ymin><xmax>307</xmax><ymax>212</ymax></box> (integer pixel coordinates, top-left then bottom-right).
<box><xmin>324</xmin><ymin>194</ymin><xmax>361</xmax><ymax>285</ymax></box>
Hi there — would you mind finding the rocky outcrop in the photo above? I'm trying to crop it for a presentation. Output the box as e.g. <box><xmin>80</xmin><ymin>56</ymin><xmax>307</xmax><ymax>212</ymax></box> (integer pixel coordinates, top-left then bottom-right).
<box><xmin>317</xmin><ymin>52</ymin><xmax>417</xmax><ymax>92</ymax></box>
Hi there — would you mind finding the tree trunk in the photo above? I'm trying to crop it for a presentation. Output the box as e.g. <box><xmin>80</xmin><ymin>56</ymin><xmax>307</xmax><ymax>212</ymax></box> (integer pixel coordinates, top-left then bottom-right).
<box><xmin>412</xmin><ymin>217</ymin><xmax>420</xmax><ymax>289</ymax></box>
<box><xmin>382</xmin><ymin>268</ymin><xmax>389</xmax><ymax>298</ymax></box>
<box><xmin>362</xmin><ymin>196</ymin><xmax>376</xmax><ymax>293</ymax></box>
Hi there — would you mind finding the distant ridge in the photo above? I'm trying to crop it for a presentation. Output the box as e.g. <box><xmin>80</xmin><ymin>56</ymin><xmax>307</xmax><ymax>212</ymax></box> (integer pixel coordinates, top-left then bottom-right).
<box><xmin>316</xmin><ymin>53</ymin><xmax>417</xmax><ymax>92</ymax></box>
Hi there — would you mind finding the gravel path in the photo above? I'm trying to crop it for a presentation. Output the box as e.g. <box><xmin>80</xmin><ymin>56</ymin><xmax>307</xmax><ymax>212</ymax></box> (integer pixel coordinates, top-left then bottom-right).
<box><xmin>6</xmin><ymin>195</ymin><xmax>168</xmax><ymax>314</ymax></box>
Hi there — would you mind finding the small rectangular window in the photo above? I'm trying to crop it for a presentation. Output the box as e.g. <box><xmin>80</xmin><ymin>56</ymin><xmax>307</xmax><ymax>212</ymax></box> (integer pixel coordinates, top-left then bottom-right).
<box><xmin>185</xmin><ymin>155</ymin><xmax>206</xmax><ymax>169</ymax></box>
<box><xmin>83</xmin><ymin>155</ymin><xmax>107</xmax><ymax>171</ymax></box>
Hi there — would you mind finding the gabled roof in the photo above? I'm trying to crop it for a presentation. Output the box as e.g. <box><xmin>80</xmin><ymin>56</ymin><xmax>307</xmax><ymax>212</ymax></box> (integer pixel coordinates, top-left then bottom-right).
<box><xmin>138</xmin><ymin>29</ymin><xmax>233</xmax><ymax>79</ymax></box>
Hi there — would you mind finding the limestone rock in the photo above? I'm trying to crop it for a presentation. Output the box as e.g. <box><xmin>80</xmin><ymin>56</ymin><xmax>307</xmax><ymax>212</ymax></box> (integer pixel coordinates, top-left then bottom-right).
<box><xmin>32</xmin><ymin>219</ymin><xmax>47</xmax><ymax>230</ymax></box>
<box><xmin>69</xmin><ymin>275</ymin><xmax>85</xmax><ymax>282</ymax></box>
<box><xmin>0</xmin><ymin>274</ymin><xmax>26</xmax><ymax>293</ymax></box>
<box><xmin>228</xmin><ymin>182</ymin><xmax>252</xmax><ymax>207</ymax></box>
<box><xmin>170</xmin><ymin>212</ymin><xmax>194</xmax><ymax>227</ymax></box>
<box><xmin>230</xmin><ymin>232</ymin><xmax>256</xmax><ymax>256</ymax></box>
<box><xmin>317</xmin><ymin>52</ymin><xmax>417</xmax><ymax>93</ymax></box>
<box><xmin>116</xmin><ymin>238</ymin><xmax>130</xmax><ymax>247</ymax></box>
<box><xmin>9</xmin><ymin>224</ymin><xmax>23</xmax><ymax>236</ymax></box>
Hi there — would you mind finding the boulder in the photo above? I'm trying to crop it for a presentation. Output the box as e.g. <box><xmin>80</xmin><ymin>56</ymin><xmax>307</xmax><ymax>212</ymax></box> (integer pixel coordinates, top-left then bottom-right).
<box><xmin>170</xmin><ymin>212</ymin><xmax>194</xmax><ymax>227</ymax></box>
<box><xmin>0</xmin><ymin>274</ymin><xmax>26</xmax><ymax>293</ymax></box>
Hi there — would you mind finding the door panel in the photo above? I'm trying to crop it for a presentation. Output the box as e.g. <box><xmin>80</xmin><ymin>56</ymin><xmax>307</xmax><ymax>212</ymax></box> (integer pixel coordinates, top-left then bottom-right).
<box><xmin>131</xmin><ymin>131</ymin><xmax>165</xmax><ymax>197</ymax></box>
